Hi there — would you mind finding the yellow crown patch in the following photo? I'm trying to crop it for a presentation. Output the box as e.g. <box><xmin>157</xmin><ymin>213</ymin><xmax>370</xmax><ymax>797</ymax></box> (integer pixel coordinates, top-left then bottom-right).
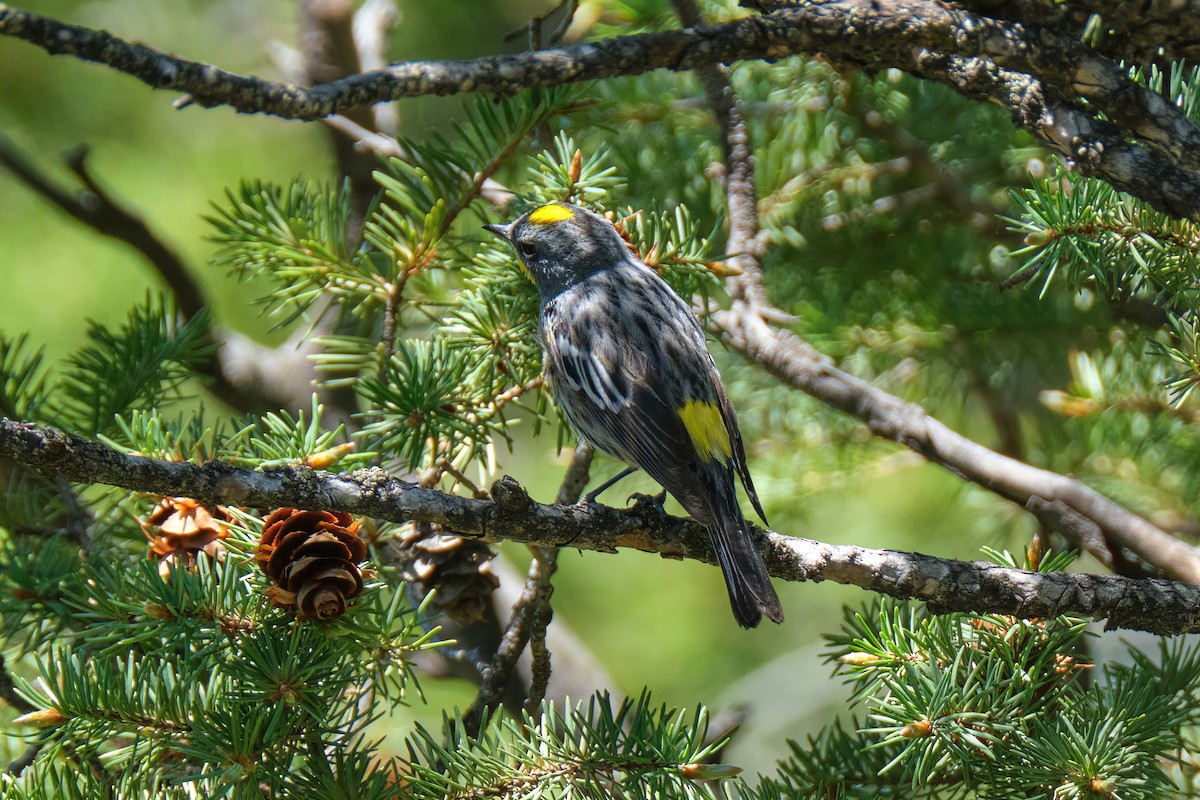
<box><xmin>528</xmin><ymin>204</ymin><xmax>575</xmax><ymax>225</ymax></box>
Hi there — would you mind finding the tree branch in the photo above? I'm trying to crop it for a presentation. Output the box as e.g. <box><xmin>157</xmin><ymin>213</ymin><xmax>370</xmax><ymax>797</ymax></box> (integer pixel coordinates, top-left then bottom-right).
<box><xmin>0</xmin><ymin>655</ymin><xmax>34</xmax><ymax>716</ymax></box>
<box><xmin>6</xmin><ymin>2</ymin><xmax>1200</xmax><ymax>217</ymax></box>
<box><xmin>711</xmin><ymin>314</ymin><xmax>1200</xmax><ymax>585</ymax></box>
<box><xmin>5</xmin><ymin>417</ymin><xmax>1200</xmax><ymax>636</ymax></box>
<box><xmin>0</xmin><ymin>134</ymin><xmax>204</xmax><ymax>320</ymax></box>
<box><xmin>0</xmin><ymin>132</ymin><xmax>316</xmax><ymax>416</ymax></box>
<box><xmin>1052</xmin><ymin>0</ymin><xmax>1200</xmax><ymax>65</ymax></box>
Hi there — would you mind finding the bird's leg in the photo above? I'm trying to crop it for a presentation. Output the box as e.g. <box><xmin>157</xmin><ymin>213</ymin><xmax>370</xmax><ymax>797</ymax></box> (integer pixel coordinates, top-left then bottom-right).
<box><xmin>580</xmin><ymin>466</ymin><xmax>638</xmax><ymax>504</ymax></box>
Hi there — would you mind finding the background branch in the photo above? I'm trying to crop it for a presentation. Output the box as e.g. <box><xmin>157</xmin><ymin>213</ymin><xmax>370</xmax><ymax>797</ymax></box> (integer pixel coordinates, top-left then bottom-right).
<box><xmin>0</xmin><ymin>133</ymin><xmax>204</xmax><ymax>321</ymax></box>
<box><xmin>5</xmin><ymin>418</ymin><xmax>1200</xmax><ymax>636</ymax></box>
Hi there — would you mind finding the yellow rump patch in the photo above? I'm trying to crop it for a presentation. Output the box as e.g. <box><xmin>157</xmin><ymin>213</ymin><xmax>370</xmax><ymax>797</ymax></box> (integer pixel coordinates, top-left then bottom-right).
<box><xmin>678</xmin><ymin>400</ymin><xmax>732</xmax><ymax>463</ymax></box>
<box><xmin>528</xmin><ymin>204</ymin><xmax>575</xmax><ymax>225</ymax></box>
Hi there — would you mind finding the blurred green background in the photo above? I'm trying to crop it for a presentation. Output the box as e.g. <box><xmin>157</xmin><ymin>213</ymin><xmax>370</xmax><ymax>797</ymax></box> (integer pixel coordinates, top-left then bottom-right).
<box><xmin>0</xmin><ymin>0</ymin><xmax>1086</xmax><ymax>775</ymax></box>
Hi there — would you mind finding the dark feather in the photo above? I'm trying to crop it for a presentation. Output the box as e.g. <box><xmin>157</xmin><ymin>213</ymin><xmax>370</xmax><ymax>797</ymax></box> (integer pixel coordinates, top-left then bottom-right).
<box><xmin>541</xmin><ymin>263</ymin><xmax>783</xmax><ymax>627</ymax></box>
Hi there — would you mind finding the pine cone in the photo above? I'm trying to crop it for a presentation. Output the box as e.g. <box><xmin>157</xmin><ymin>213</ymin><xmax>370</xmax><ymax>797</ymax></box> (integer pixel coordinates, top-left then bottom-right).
<box><xmin>393</xmin><ymin>521</ymin><xmax>499</xmax><ymax>625</ymax></box>
<box><xmin>141</xmin><ymin>497</ymin><xmax>231</xmax><ymax>580</ymax></box>
<box><xmin>256</xmin><ymin>508</ymin><xmax>366</xmax><ymax>622</ymax></box>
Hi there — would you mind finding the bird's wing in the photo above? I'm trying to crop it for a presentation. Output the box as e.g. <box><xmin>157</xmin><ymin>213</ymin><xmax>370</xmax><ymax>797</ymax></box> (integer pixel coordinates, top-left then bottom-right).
<box><xmin>715</xmin><ymin>379</ymin><xmax>768</xmax><ymax>526</ymax></box>
<box><xmin>544</xmin><ymin>312</ymin><xmax>713</xmax><ymax>519</ymax></box>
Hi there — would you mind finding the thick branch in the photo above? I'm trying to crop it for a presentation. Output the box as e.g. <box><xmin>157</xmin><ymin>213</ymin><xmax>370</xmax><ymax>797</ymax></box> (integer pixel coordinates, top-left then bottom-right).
<box><xmin>5</xmin><ymin>417</ymin><xmax>1200</xmax><ymax>636</ymax></box>
<box><xmin>1058</xmin><ymin>0</ymin><xmax>1200</xmax><ymax>64</ymax></box>
<box><xmin>5</xmin><ymin>2</ymin><xmax>1200</xmax><ymax>217</ymax></box>
<box><xmin>748</xmin><ymin>0</ymin><xmax>1200</xmax><ymax>174</ymax></box>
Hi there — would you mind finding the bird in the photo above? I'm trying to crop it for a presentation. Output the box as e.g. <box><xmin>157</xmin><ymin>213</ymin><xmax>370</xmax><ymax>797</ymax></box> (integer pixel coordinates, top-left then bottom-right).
<box><xmin>484</xmin><ymin>202</ymin><xmax>784</xmax><ymax>628</ymax></box>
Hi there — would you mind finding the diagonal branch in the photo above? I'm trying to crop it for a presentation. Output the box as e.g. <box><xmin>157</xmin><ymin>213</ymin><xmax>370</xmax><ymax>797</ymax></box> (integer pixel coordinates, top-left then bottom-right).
<box><xmin>0</xmin><ymin>134</ymin><xmax>204</xmax><ymax>320</ymax></box>
<box><xmin>711</xmin><ymin>314</ymin><xmax>1200</xmax><ymax>585</ymax></box>
<box><xmin>5</xmin><ymin>417</ymin><xmax>1200</xmax><ymax>636</ymax></box>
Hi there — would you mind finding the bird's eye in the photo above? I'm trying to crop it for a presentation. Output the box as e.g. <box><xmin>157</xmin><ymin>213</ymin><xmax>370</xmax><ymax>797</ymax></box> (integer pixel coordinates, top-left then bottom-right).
<box><xmin>517</xmin><ymin>241</ymin><xmax>536</xmax><ymax>259</ymax></box>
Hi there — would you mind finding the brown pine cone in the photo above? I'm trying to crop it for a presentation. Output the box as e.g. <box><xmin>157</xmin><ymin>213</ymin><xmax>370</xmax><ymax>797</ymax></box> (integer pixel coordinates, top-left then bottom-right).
<box><xmin>393</xmin><ymin>521</ymin><xmax>499</xmax><ymax>625</ymax></box>
<box><xmin>256</xmin><ymin>508</ymin><xmax>367</xmax><ymax>622</ymax></box>
<box><xmin>141</xmin><ymin>497</ymin><xmax>231</xmax><ymax>579</ymax></box>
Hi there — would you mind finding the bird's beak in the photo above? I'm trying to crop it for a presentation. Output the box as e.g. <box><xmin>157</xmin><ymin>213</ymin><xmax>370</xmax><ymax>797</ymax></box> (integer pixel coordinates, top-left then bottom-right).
<box><xmin>483</xmin><ymin>222</ymin><xmax>514</xmax><ymax>240</ymax></box>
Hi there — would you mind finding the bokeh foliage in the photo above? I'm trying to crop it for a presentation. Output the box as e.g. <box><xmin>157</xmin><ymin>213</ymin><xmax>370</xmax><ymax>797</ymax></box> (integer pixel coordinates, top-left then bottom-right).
<box><xmin>5</xmin><ymin>0</ymin><xmax>1200</xmax><ymax>796</ymax></box>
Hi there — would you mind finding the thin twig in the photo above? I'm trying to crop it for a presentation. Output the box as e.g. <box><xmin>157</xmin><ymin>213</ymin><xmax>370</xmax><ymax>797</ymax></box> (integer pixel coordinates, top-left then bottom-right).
<box><xmin>462</xmin><ymin>555</ymin><xmax>545</xmax><ymax>736</ymax></box>
<box><xmin>322</xmin><ymin>113</ymin><xmax>405</xmax><ymax>157</ymax></box>
<box><xmin>556</xmin><ymin>442</ymin><xmax>595</xmax><ymax>508</ymax></box>
<box><xmin>524</xmin><ymin>442</ymin><xmax>594</xmax><ymax>715</ymax></box>
<box><xmin>523</xmin><ymin>546</ymin><xmax>559</xmax><ymax>717</ymax></box>
<box><xmin>0</xmin><ymin>133</ymin><xmax>290</xmax><ymax>414</ymax></box>
<box><xmin>548</xmin><ymin>0</ymin><xmax>579</xmax><ymax>47</ymax></box>
<box><xmin>437</xmin><ymin>458</ymin><xmax>488</xmax><ymax>499</ymax></box>
<box><xmin>55</xmin><ymin>477</ymin><xmax>93</xmax><ymax>553</ymax></box>
<box><xmin>465</xmin><ymin>446</ymin><xmax>590</xmax><ymax>729</ymax></box>
<box><xmin>4</xmin><ymin>742</ymin><xmax>41</xmax><ymax>775</ymax></box>
<box><xmin>0</xmin><ymin>135</ymin><xmax>204</xmax><ymax>320</ymax></box>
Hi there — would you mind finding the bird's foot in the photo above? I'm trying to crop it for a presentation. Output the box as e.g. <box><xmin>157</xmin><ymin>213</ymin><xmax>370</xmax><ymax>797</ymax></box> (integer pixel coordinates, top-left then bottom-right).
<box><xmin>627</xmin><ymin>490</ymin><xmax>669</xmax><ymax>516</ymax></box>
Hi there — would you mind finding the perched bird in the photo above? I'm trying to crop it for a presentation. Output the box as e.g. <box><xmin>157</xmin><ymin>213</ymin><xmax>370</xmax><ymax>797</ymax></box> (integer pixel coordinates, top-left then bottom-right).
<box><xmin>485</xmin><ymin>202</ymin><xmax>784</xmax><ymax>628</ymax></box>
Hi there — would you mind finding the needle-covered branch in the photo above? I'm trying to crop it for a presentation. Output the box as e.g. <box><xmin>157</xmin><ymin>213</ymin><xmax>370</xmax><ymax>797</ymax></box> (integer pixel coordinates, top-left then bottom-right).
<box><xmin>5</xmin><ymin>417</ymin><xmax>1200</xmax><ymax>636</ymax></box>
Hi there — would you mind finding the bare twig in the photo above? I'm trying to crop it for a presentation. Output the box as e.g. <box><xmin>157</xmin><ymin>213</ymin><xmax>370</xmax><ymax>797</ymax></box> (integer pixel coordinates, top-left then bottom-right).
<box><xmin>55</xmin><ymin>477</ymin><xmax>93</xmax><ymax>553</ymax></box>
<box><xmin>322</xmin><ymin>113</ymin><xmax>405</xmax><ymax>157</ymax></box>
<box><xmin>522</xmin><ymin>546</ymin><xmax>559</xmax><ymax>717</ymax></box>
<box><xmin>463</xmin><ymin>548</ymin><xmax>551</xmax><ymax>736</ymax></box>
<box><xmin>0</xmin><ymin>132</ymin><xmax>301</xmax><ymax>415</ymax></box>
<box><xmin>7</xmin><ymin>418</ymin><xmax>1200</xmax><ymax>635</ymax></box>
<box><xmin>437</xmin><ymin>458</ymin><xmax>488</xmax><ymax>499</ymax></box>
<box><xmin>4</xmin><ymin>742</ymin><xmax>41</xmax><ymax>775</ymax></box>
<box><xmin>0</xmin><ymin>134</ymin><xmax>203</xmax><ymax>320</ymax></box>
<box><xmin>464</xmin><ymin>444</ymin><xmax>591</xmax><ymax>729</ymax></box>
<box><xmin>555</xmin><ymin>442</ymin><xmax>596</xmax><ymax>508</ymax></box>
<box><xmin>525</xmin><ymin>443</ymin><xmax>594</xmax><ymax>715</ymax></box>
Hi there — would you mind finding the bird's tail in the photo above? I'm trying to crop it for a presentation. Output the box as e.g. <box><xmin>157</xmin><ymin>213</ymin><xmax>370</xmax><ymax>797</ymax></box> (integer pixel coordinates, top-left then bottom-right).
<box><xmin>705</xmin><ymin>473</ymin><xmax>784</xmax><ymax>629</ymax></box>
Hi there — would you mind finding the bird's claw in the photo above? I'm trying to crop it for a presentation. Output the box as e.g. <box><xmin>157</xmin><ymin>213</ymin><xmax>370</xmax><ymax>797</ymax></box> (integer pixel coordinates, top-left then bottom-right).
<box><xmin>627</xmin><ymin>490</ymin><xmax>668</xmax><ymax>515</ymax></box>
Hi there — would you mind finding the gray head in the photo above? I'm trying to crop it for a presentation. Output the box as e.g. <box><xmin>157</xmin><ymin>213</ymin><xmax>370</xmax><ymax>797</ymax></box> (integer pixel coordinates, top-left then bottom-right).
<box><xmin>484</xmin><ymin>203</ymin><xmax>632</xmax><ymax>298</ymax></box>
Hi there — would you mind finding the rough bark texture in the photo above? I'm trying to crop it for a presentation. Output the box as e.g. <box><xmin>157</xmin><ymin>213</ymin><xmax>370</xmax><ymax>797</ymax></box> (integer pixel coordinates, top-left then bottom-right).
<box><xmin>5</xmin><ymin>1</ymin><xmax>1200</xmax><ymax>218</ymax></box>
<box><xmin>5</xmin><ymin>418</ymin><xmax>1200</xmax><ymax>636</ymax></box>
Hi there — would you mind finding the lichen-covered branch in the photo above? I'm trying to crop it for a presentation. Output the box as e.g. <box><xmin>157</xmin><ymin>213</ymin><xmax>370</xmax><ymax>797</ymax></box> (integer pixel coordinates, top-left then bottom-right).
<box><xmin>6</xmin><ymin>1</ymin><xmax>1200</xmax><ymax>218</ymax></box>
<box><xmin>5</xmin><ymin>417</ymin><xmax>1200</xmax><ymax>636</ymax></box>
<box><xmin>1053</xmin><ymin>0</ymin><xmax>1200</xmax><ymax>64</ymax></box>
